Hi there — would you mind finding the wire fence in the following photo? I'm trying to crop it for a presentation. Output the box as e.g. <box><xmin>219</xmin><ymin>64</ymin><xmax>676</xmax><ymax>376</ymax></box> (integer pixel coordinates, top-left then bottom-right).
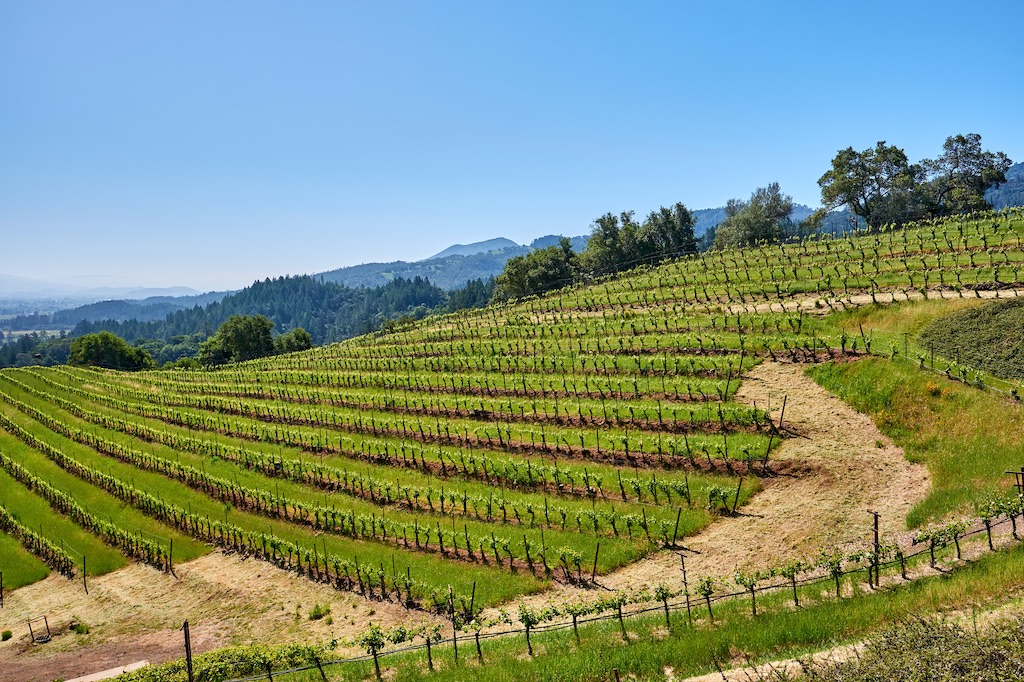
<box><xmin>217</xmin><ymin>508</ymin><xmax>1024</xmax><ymax>681</ymax></box>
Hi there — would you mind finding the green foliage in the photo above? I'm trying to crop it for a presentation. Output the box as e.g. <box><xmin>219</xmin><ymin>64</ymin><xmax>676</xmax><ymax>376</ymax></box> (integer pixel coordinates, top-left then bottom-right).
<box><xmin>443</xmin><ymin>277</ymin><xmax>495</xmax><ymax>312</ymax></box>
<box><xmin>820</xmin><ymin>134</ymin><xmax>1012</xmax><ymax>229</ymax></box>
<box><xmin>68</xmin><ymin>331</ymin><xmax>155</xmax><ymax>371</ymax></box>
<box><xmin>492</xmin><ymin>238</ymin><xmax>577</xmax><ymax>302</ymax></box>
<box><xmin>577</xmin><ymin>202</ymin><xmax>697</xmax><ymax>277</ymax></box>
<box><xmin>927</xmin><ymin>133</ymin><xmax>1013</xmax><ymax>216</ymax></box>
<box><xmin>274</xmin><ymin>327</ymin><xmax>313</xmax><ymax>354</ymax></box>
<box><xmin>162</xmin><ymin>356</ymin><xmax>201</xmax><ymax>370</ymax></box>
<box><xmin>706</xmin><ymin>485</ymin><xmax>731</xmax><ymax>512</ymax></box>
<box><xmin>694</xmin><ymin>575</ymin><xmax>716</xmax><ymax>599</ymax></box>
<box><xmin>713</xmin><ymin>183</ymin><xmax>795</xmax><ymax>249</ymax></box>
<box><xmin>0</xmin><ymin>331</ymin><xmax>72</xmax><ymax>369</ymax></box>
<box><xmin>819</xmin><ymin>140</ymin><xmax>928</xmax><ymax>229</ymax></box>
<box><xmin>307</xmin><ymin>603</ymin><xmax>330</xmax><ymax>620</ymax></box>
<box><xmin>199</xmin><ymin>314</ymin><xmax>275</xmax><ymax>366</ymax></box>
<box><xmin>72</xmin><ymin>275</ymin><xmax>448</xmax><ymax>347</ymax></box>
<box><xmin>1</xmin><ymin>630</ymin><xmax>11</xmax><ymax>641</ymax></box>
<box><xmin>356</xmin><ymin>623</ymin><xmax>388</xmax><ymax>655</ymax></box>
<box><xmin>919</xmin><ymin>298</ymin><xmax>1024</xmax><ymax>381</ymax></box>
<box><xmin>115</xmin><ymin>641</ymin><xmax>337</xmax><ymax>682</ymax></box>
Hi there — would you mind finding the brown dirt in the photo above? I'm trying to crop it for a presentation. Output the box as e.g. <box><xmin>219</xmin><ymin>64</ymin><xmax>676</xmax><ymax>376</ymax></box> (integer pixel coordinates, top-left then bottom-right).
<box><xmin>484</xmin><ymin>360</ymin><xmax>931</xmax><ymax>615</ymax></box>
<box><xmin>0</xmin><ymin>552</ymin><xmax>440</xmax><ymax>682</ymax></box>
<box><xmin>724</xmin><ymin>286</ymin><xmax>1024</xmax><ymax>316</ymax></box>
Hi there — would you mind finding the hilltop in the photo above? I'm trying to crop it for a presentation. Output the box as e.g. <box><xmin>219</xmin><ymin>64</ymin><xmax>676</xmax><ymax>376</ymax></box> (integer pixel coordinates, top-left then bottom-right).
<box><xmin>426</xmin><ymin>237</ymin><xmax>521</xmax><ymax>260</ymax></box>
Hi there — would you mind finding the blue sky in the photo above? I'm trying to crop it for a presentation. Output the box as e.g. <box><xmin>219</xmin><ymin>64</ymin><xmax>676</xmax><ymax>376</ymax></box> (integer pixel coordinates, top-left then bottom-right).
<box><xmin>2</xmin><ymin>1</ymin><xmax>1022</xmax><ymax>291</ymax></box>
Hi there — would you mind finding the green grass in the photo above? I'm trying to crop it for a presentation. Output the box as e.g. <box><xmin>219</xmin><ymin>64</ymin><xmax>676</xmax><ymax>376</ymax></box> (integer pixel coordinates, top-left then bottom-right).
<box><xmin>808</xmin><ymin>357</ymin><xmax>1024</xmax><ymax>526</ymax></box>
<box><xmin>0</xmin><ymin>412</ymin><xmax>208</xmax><ymax>566</ymax></box>
<box><xmin>129</xmin><ymin>541</ymin><xmax>1024</xmax><ymax>682</ymax></box>
<box><xmin>0</xmin><ymin>529</ymin><xmax>50</xmax><ymax>590</ymax></box>
<box><xmin>383</xmin><ymin>545</ymin><xmax>1024</xmax><ymax>682</ymax></box>
<box><xmin>0</xmin><ymin>396</ymin><xmax>543</xmax><ymax>607</ymax></box>
<box><xmin>0</xmin><ymin>462</ymin><xmax>126</xmax><ymax>575</ymax></box>
<box><xmin>919</xmin><ymin>296</ymin><xmax>1024</xmax><ymax>381</ymax></box>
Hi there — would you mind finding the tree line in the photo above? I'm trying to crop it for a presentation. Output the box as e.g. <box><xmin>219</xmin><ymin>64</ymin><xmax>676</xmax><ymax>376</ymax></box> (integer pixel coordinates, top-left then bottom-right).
<box><xmin>492</xmin><ymin>133</ymin><xmax>1012</xmax><ymax>302</ymax></box>
<box><xmin>1</xmin><ymin>276</ymin><xmax>495</xmax><ymax>369</ymax></box>
<box><xmin>820</xmin><ymin>133</ymin><xmax>1012</xmax><ymax>229</ymax></box>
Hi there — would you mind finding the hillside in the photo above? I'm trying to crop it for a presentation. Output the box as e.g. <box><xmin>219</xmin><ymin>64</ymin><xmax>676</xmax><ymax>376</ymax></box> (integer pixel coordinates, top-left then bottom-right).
<box><xmin>319</xmin><ymin>204</ymin><xmax>856</xmax><ymax>291</ymax></box>
<box><xmin>317</xmin><ymin>234</ymin><xmax>589</xmax><ymax>290</ymax></box>
<box><xmin>986</xmin><ymin>160</ymin><xmax>1024</xmax><ymax>209</ymax></box>
<box><xmin>71</xmin><ymin>275</ymin><xmax>450</xmax><ymax>347</ymax></box>
<box><xmin>3</xmin><ymin>208</ymin><xmax>1024</xmax><ymax>680</ymax></box>
<box><xmin>426</xmin><ymin>237</ymin><xmax>521</xmax><ymax>260</ymax></box>
<box><xmin>317</xmin><ymin>249</ymin><xmax>524</xmax><ymax>289</ymax></box>
<box><xmin>2</xmin><ymin>291</ymin><xmax>229</xmax><ymax>332</ymax></box>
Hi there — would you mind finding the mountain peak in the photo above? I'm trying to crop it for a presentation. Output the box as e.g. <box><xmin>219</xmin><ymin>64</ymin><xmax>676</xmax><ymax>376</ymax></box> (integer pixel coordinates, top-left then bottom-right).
<box><xmin>424</xmin><ymin>238</ymin><xmax>521</xmax><ymax>261</ymax></box>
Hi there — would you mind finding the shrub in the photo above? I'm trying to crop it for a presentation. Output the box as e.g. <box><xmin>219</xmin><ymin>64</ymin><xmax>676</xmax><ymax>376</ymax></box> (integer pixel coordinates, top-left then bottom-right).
<box><xmin>308</xmin><ymin>603</ymin><xmax>331</xmax><ymax>621</ymax></box>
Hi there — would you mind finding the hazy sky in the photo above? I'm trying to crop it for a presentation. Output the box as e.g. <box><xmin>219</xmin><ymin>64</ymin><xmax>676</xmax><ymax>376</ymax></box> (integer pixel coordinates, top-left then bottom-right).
<box><xmin>3</xmin><ymin>1</ymin><xmax>1022</xmax><ymax>291</ymax></box>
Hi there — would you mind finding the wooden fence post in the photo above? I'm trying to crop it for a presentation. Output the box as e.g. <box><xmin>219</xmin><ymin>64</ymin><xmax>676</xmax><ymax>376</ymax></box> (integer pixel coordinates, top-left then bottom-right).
<box><xmin>181</xmin><ymin>620</ymin><xmax>194</xmax><ymax>682</ymax></box>
<box><xmin>680</xmin><ymin>554</ymin><xmax>692</xmax><ymax>627</ymax></box>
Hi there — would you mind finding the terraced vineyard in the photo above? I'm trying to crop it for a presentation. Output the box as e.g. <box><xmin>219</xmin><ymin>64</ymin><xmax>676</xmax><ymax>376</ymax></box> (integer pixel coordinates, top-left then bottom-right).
<box><xmin>1</xmin><ymin>207</ymin><xmax>1023</xmax><ymax>620</ymax></box>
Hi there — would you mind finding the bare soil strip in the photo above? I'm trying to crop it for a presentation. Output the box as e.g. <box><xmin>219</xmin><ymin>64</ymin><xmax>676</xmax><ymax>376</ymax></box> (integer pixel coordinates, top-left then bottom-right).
<box><xmin>0</xmin><ymin>553</ymin><xmax>439</xmax><ymax>682</ymax></box>
<box><xmin>725</xmin><ymin>286</ymin><xmax>1024</xmax><ymax>316</ymax></box>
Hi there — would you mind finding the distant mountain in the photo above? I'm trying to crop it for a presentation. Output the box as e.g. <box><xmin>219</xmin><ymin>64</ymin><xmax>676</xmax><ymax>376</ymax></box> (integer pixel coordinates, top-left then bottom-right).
<box><xmin>2</xmin><ymin>290</ymin><xmax>230</xmax><ymax>333</ymax></box>
<box><xmin>0</xmin><ymin>274</ymin><xmax>202</xmax><ymax>302</ymax></box>
<box><xmin>318</xmin><ymin>249</ymin><xmax>524</xmax><ymax>290</ymax></box>
<box><xmin>71</xmin><ymin>275</ymin><xmax>449</xmax><ymax>347</ymax></box>
<box><xmin>318</xmin><ymin>234</ymin><xmax>588</xmax><ymax>290</ymax></box>
<box><xmin>693</xmin><ymin>204</ymin><xmax>819</xmax><ymax>237</ymax></box>
<box><xmin>427</xmin><ymin>238</ymin><xmax>521</xmax><ymax>260</ymax></box>
<box><xmin>529</xmin><ymin>234</ymin><xmax>590</xmax><ymax>251</ymax></box>
<box><xmin>987</xmin><ymin>161</ymin><xmax>1024</xmax><ymax>209</ymax></box>
<box><xmin>0</xmin><ymin>274</ymin><xmax>80</xmax><ymax>299</ymax></box>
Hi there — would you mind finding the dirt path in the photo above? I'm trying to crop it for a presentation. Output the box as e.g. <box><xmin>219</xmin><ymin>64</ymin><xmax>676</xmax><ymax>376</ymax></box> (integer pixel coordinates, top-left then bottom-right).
<box><xmin>485</xmin><ymin>361</ymin><xmax>931</xmax><ymax>614</ymax></box>
<box><xmin>0</xmin><ymin>553</ymin><xmax>440</xmax><ymax>682</ymax></box>
<box><xmin>724</xmin><ymin>286</ymin><xmax>1024</xmax><ymax>316</ymax></box>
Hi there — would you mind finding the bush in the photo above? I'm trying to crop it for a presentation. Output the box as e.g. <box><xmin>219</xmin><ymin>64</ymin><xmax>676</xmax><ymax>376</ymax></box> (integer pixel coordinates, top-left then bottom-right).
<box><xmin>1</xmin><ymin>630</ymin><xmax>12</xmax><ymax>641</ymax></box>
<box><xmin>308</xmin><ymin>603</ymin><xmax>331</xmax><ymax>621</ymax></box>
<box><xmin>69</xmin><ymin>331</ymin><xmax>155</xmax><ymax>371</ymax></box>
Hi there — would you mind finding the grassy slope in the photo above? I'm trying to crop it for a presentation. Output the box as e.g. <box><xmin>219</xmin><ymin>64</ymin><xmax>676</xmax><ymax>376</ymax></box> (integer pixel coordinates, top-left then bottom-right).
<box><xmin>0</xmin><ymin>531</ymin><xmax>49</xmax><ymax>591</ymax></box>
<box><xmin>380</xmin><ymin>546</ymin><xmax>1024</xmax><ymax>682</ymax></box>
<box><xmin>128</xmin><ymin>543</ymin><xmax>1024</xmax><ymax>682</ymax></box>
<box><xmin>919</xmin><ymin>296</ymin><xmax>1024</xmax><ymax>381</ymax></box>
<box><xmin>812</xmin><ymin>301</ymin><xmax>1024</xmax><ymax>526</ymax></box>
<box><xmin>0</xmin><ymin>453</ymin><xmax>126</xmax><ymax>576</ymax></box>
